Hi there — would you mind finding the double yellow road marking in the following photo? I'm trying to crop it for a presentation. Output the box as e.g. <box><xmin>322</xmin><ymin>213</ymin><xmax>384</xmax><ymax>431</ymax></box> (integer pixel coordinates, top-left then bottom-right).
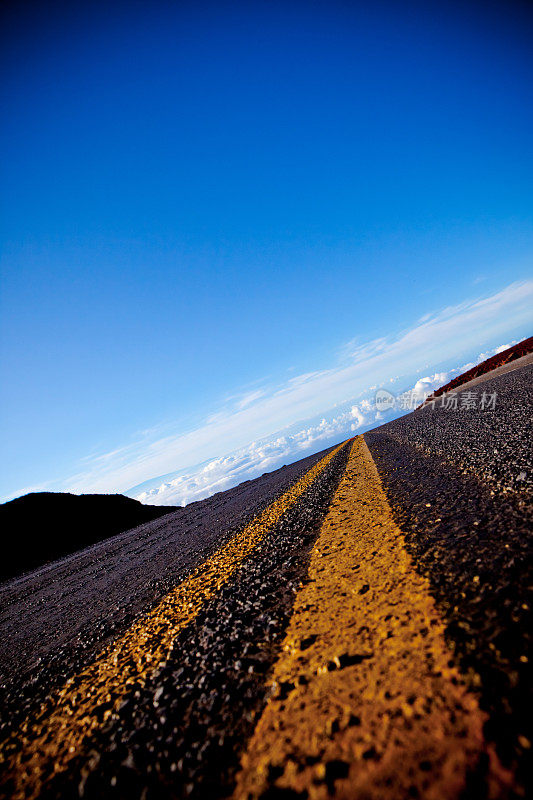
<box><xmin>1</xmin><ymin>443</ymin><xmax>346</xmax><ymax>800</ymax></box>
<box><xmin>2</xmin><ymin>436</ymin><xmax>516</xmax><ymax>799</ymax></box>
<box><xmin>233</xmin><ymin>438</ymin><xmax>513</xmax><ymax>799</ymax></box>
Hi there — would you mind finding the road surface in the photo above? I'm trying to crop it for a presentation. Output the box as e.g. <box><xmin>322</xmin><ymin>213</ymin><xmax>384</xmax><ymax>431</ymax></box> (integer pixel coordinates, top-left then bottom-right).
<box><xmin>0</xmin><ymin>364</ymin><xmax>531</xmax><ymax>799</ymax></box>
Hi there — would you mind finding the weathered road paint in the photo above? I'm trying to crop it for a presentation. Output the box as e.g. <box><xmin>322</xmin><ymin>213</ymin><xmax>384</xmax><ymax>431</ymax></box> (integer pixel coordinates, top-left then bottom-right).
<box><xmin>0</xmin><ymin>443</ymin><xmax>347</xmax><ymax>800</ymax></box>
<box><xmin>233</xmin><ymin>437</ymin><xmax>513</xmax><ymax>800</ymax></box>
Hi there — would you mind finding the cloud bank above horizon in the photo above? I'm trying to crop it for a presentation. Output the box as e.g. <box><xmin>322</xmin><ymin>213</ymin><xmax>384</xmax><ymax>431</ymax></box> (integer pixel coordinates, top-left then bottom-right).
<box><xmin>131</xmin><ymin>340</ymin><xmax>514</xmax><ymax>506</ymax></box>
<box><xmin>9</xmin><ymin>280</ymin><xmax>532</xmax><ymax>505</ymax></box>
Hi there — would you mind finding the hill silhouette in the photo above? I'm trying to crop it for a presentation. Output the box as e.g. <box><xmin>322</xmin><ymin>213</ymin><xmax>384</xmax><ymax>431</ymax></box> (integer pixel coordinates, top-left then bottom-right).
<box><xmin>425</xmin><ymin>336</ymin><xmax>533</xmax><ymax>402</ymax></box>
<box><xmin>0</xmin><ymin>492</ymin><xmax>178</xmax><ymax>584</ymax></box>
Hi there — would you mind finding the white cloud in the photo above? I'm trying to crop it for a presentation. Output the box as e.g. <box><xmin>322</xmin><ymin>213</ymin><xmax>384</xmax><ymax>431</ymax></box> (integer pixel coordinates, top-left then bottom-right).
<box><xmin>409</xmin><ymin>372</ymin><xmax>450</xmax><ymax>404</ymax></box>
<box><xmin>235</xmin><ymin>389</ymin><xmax>266</xmax><ymax>409</ymax></box>
<box><xmin>402</xmin><ymin>341</ymin><xmax>522</xmax><ymax>406</ymax></box>
<box><xmin>477</xmin><ymin>340</ymin><xmax>517</xmax><ymax>362</ymax></box>
<box><xmin>0</xmin><ymin>482</ymin><xmax>51</xmax><ymax>503</ymax></box>
<box><xmin>54</xmin><ymin>280</ymin><xmax>532</xmax><ymax>501</ymax></box>
<box><xmin>137</xmin><ymin>404</ymin><xmax>372</xmax><ymax>506</ymax></box>
<box><xmin>129</xmin><ymin>337</ymin><xmax>523</xmax><ymax>506</ymax></box>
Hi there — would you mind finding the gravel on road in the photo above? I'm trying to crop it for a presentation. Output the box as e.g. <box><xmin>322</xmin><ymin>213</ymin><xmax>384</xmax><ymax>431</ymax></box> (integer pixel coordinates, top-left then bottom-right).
<box><xmin>365</xmin><ymin>364</ymin><xmax>533</xmax><ymax>791</ymax></box>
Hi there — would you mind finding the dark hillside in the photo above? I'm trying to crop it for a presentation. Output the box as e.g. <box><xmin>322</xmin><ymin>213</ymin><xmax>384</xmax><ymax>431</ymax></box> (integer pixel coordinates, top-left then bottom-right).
<box><xmin>0</xmin><ymin>492</ymin><xmax>178</xmax><ymax>583</ymax></box>
<box><xmin>424</xmin><ymin>335</ymin><xmax>533</xmax><ymax>403</ymax></box>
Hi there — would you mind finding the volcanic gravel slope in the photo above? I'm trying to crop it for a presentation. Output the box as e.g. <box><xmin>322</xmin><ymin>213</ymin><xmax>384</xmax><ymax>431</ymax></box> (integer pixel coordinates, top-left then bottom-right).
<box><xmin>423</xmin><ymin>336</ymin><xmax>533</xmax><ymax>402</ymax></box>
<box><xmin>365</xmin><ymin>363</ymin><xmax>533</xmax><ymax>793</ymax></box>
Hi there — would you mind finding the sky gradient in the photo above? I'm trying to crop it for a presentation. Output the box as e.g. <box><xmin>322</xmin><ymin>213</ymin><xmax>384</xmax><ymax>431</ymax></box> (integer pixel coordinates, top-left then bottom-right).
<box><xmin>1</xmin><ymin>1</ymin><xmax>532</xmax><ymax>503</ymax></box>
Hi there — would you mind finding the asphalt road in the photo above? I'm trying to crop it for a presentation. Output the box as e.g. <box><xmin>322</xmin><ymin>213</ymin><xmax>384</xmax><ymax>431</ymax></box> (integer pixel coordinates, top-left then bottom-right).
<box><xmin>1</xmin><ymin>443</ymin><xmax>351</xmax><ymax>800</ymax></box>
<box><xmin>383</xmin><ymin>361</ymin><xmax>533</xmax><ymax>495</ymax></box>
<box><xmin>0</xmin><ymin>444</ymin><xmax>339</xmax><ymax>721</ymax></box>
<box><xmin>366</xmin><ymin>362</ymin><xmax>533</xmax><ymax>791</ymax></box>
<box><xmin>1</xmin><ymin>363</ymin><xmax>531</xmax><ymax>800</ymax></box>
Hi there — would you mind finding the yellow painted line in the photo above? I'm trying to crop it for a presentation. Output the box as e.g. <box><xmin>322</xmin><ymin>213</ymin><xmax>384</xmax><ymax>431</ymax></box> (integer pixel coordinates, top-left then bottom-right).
<box><xmin>233</xmin><ymin>437</ymin><xmax>514</xmax><ymax>800</ymax></box>
<box><xmin>1</xmin><ymin>442</ymin><xmax>347</xmax><ymax>800</ymax></box>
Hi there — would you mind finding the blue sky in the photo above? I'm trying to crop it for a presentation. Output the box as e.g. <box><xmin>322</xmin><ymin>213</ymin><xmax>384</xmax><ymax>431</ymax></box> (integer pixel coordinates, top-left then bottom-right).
<box><xmin>1</xmin><ymin>0</ymin><xmax>532</xmax><ymax>503</ymax></box>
